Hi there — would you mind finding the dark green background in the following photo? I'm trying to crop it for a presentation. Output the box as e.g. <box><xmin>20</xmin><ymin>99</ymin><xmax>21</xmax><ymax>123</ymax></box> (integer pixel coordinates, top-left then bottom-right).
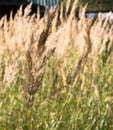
<box><xmin>62</xmin><ymin>0</ymin><xmax>113</xmax><ymax>11</ymax></box>
<box><xmin>79</xmin><ymin>0</ymin><xmax>113</xmax><ymax>11</ymax></box>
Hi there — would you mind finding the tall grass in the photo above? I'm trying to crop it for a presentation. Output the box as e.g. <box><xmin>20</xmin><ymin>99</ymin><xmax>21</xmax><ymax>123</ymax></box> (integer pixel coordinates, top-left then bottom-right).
<box><xmin>0</xmin><ymin>1</ymin><xmax>113</xmax><ymax>129</ymax></box>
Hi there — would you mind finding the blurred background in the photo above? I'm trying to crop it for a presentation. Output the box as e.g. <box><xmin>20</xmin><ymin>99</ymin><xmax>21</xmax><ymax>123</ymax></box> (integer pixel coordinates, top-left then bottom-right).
<box><xmin>62</xmin><ymin>0</ymin><xmax>113</xmax><ymax>12</ymax></box>
<box><xmin>0</xmin><ymin>0</ymin><xmax>113</xmax><ymax>19</ymax></box>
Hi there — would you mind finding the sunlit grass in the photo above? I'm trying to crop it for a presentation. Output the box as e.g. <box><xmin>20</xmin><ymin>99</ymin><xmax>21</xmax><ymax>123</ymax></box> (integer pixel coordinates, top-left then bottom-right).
<box><xmin>0</xmin><ymin>1</ymin><xmax>113</xmax><ymax>129</ymax></box>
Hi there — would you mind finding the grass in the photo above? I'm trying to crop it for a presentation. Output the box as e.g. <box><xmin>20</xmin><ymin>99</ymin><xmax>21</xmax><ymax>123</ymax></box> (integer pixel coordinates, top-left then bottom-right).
<box><xmin>62</xmin><ymin>0</ymin><xmax>113</xmax><ymax>12</ymax></box>
<box><xmin>0</xmin><ymin>1</ymin><xmax>113</xmax><ymax>129</ymax></box>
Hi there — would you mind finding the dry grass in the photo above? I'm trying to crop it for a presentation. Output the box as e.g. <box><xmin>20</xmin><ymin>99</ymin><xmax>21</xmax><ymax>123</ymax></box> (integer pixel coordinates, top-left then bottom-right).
<box><xmin>0</xmin><ymin>1</ymin><xmax>113</xmax><ymax>129</ymax></box>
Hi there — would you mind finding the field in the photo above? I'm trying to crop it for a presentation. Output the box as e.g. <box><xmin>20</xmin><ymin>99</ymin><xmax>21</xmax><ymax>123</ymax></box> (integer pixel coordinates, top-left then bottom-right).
<box><xmin>0</xmin><ymin>1</ymin><xmax>113</xmax><ymax>130</ymax></box>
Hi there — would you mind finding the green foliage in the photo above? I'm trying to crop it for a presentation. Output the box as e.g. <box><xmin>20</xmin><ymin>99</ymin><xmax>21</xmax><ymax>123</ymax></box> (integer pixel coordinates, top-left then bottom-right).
<box><xmin>0</xmin><ymin>45</ymin><xmax>113</xmax><ymax>130</ymax></box>
<box><xmin>0</xmin><ymin>2</ymin><xmax>113</xmax><ymax>129</ymax></box>
<box><xmin>61</xmin><ymin>0</ymin><xmax>113</xmax><ymax>11</ymax></box>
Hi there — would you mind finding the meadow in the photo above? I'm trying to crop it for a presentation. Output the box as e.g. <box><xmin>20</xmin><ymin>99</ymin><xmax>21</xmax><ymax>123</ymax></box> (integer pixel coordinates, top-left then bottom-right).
<box><xmin>0</xmin><ymin>1</ymin><xmax>113</xmax><ymax>129</ymax></box>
